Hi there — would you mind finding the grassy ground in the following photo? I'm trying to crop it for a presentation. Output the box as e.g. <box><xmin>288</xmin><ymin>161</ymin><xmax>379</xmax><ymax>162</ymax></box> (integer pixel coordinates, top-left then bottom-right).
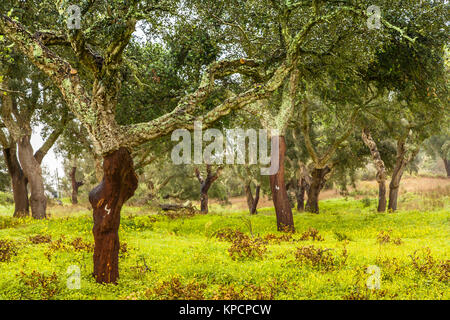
<box><xmin>0</xmin><ymin>193</ymin><xmax>448</xmax><ymax>300</ymax></box>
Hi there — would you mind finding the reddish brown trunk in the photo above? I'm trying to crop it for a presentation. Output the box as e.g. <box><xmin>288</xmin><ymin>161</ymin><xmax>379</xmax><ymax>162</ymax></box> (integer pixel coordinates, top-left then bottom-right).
<box><xmin>3</xmin><ymin>145</ymin><xmax>29</xmax><ymax>217</ymax></box>
<box><xmin>305</xmin><ymin>166</ymin><xmax>331</xmax><ymax>214</ymax></box>
<box><xmin>17</xmin><ymin>136</ymin><xmax>46</xmax><ymax>219</ymax></box>
<box><xmin>269</xmin><ymin>136</ymin><xmax>294</xmax><ymax>232</ymax></box>
<box><xmin>70</xmin><ymin>166</ymin><xmax>84</xmax><ymax>205</ymax></box>
<box><xmin>89</xmin><ymin>148</ymin><xmax>138</xmax><ymax>284</ymax></box>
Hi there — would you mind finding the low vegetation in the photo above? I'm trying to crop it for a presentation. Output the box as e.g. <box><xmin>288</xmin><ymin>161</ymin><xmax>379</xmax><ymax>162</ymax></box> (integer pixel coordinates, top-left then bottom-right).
<box><xmin>0</xmin><ymin>196</ymin><xmax>448</xmax><ymax>300</ymax></box>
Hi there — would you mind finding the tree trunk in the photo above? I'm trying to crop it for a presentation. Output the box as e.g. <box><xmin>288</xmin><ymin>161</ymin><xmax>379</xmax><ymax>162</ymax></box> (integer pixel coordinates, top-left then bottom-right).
<box><xmin>269</xmin><ymin>136</ymin><xmax>294</xmax><ymax>232</ymax></box>
<box><xmin>296</xmin><ymin>177</ymin><xmax>308</xmax><ymax>212</ymax></box>
<box><xmin>362</xmin><ymin>128</ymin><xmax>387</xmax><ymax>212</ymax></box>
<box><xmin>388</xmin><ymin>139</ymin><xmax>419</xmax><ymax>211</ymax></box>
<box><xmin>3</xmin><ymin>145</ymin><xmax>29</xmax><ymax>217</ymax></box>
<box><xmin>305</xmin><ymin>166</ymin><xmax>331</xmax><ymax>214</ymax></box>
<box><xmin>388</xmin><ymin>160</ymin><xmax>405</xmax><ymax>212</ymax></box>
<box><xmin>245</xmin><ymin>183</ymin><xmax>260</xmax><ymax>215</ymax></box>
<box><xmin>443</xmin><ymin>158</ymin><xmax>450</xmax><ymax>178</ymax></box>
<box><xmin>88</xmin><ymin>148</ymin><xmax>138</xmax><ymax>284</ymax></box>
<box><xmin>200</xmin><ymin>191</ymin><xmax>209</xmax><ymax>214</ymax></box>
<box><xmin>195</xmin><ymin>165</ymin><xmax>222</xmax><ymax>214</ymax></box>
<box><xmin>17</xmin><ymin>136</ymin><xmax>46</xmax><ymax>219</ymax></box>
<box><xmin>388</xmin><ymin>180</ymin><xmax>401</xmax><ymax>211</ymax></box>
<box><xmin>70</xmin><ymin>166</ymin><xmax>84</xmax><ymax>205</ymax></box>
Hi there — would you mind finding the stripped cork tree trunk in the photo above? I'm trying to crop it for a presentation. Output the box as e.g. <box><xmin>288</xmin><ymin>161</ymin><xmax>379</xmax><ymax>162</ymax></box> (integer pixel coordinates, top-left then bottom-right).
<box><xmin>269</xmin><ymin>136</ymin><xmax>295</xmax><ymax>232</ymax></box>
<box><xmin>89</xmin><ymin>148</ymin><xmax>138</xmax><ymax>284</ymax></box>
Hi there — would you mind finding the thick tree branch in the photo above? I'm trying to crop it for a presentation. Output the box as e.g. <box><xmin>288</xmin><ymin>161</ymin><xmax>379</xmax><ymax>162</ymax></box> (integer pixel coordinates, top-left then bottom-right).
<box><xmin>0</xmin><ymin>14</ymin><xmax>94</xmax><ymax>134</ymax></box>
<box><xmin>121</xmin><ymin>58</ymin><xmax>282</xmax><ymax>149</ymax></box>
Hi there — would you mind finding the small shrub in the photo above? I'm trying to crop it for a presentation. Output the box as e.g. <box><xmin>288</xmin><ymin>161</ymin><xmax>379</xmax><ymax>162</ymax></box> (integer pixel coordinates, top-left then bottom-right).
<box><xmin>146</xmin><ymin>276</ymin><xmax>206</xmax><ymax>300</ymax></box>
<box><xmin>161</xmin><ymin>208</ymin><xmax>197</xmax><ymax>219</ymax></box>
<box><xmin>0</xmin><ymin>240</ymin><xmax>18</xmax><ymax>262</ymax></box>
<box><xmin>215</xmin><ymin>228</ymin><xmax>245</xmax><ymax>242</ymax></box>
<box><xmin>70</xmin><ymin>237</ymin><xmax>94</xmax><ymax>252</ymax></box>
<box><xmin>294</xmin><ymin>242</ymin><xmax>348</xmax><ymax>271</ymax></box>
<box><xmin>343</xmin><ymin>266</ymin><xmax>391</xmax><ymax>300</ymax></box>
<box><xmin>17</xmin><ymin>271</ymin><xmax>60</xmax><ymax>300</ymax></box>
<box><xmin>333</xmin><ymin>231</ymin><xmax>353</xmax><ymax>242</ymax></box>
<box><xmin>263</xmin><ymin>233</ymin><xmax>293</xmax><ymax>244</ymax></box>
<box><xmin>228</xmin><ymin>233</ymin><xmax>267</xmax><ymax>261</ymax></box>
<box><xmin>410</xmin><ymin>247</ymin><xmax>449</xmax><ymax>282</ymax></box>
<box><xmin>376</xmin><ymin>229</ymin><xmax>402</xmax><ymax>245</ymax></box>
<box><xmin>299</xmin><ymin>227</ymin><xmax>324</xmax><ymax>241</ymax></box>
<box><xmin>29</xmin><ymin>235</ymin><xmax>52</xmax><ymax>244</ymax></box>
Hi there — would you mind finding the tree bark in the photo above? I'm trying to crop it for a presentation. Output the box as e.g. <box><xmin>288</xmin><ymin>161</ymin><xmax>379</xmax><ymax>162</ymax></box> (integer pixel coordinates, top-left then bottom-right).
<box><xmin>362</xmin><ymin>128</ymin><xmax>387</xmax><ymax>212</ymax></box>
<box><xmin>17</xmin><ymin>136</ymin><xmax>47</xmax><ymax>219</ymax></box>
<box><xmin>89</xmin><ymin>148</ymin><xmax>138</xmax><ymax>284</ymax></box>
<box><xmin>195</xmin><ymin>165</ymin><xmax>222</xmax><ymax>214</ymax></box>
<box><xmin>305</xmin><ymin>166</ymin><xmax>331</xmax><ymax>214</ymax></box>
<box><xmin>269</xmin><ymin>136</ymin><xmax>295</xmax><ymax>232</ymax></box>
<box><xmin>296</xmin><ymin>177</ymin><xmax>309</xmax><ymax>212</ymax></box>
<box><xmin>443</xmin><ymin>158</ymin><xmax>450</xmax><ymax>178</ymax></box>
<box><xmin>388</xmin><ymin>139</ymin><xmax>419</xmax><ymax>211</ymax></box>
<box><xmin>245</xmin><ymin>183</ymin><xmax>260</xmax><ymax>215</ymax></box>
<box><xmin>3</xmin><ymin>145</ymin><xmax>29</xmax><ymax>217</ymax></box>
<box><xmin>70</xmin><ymin>166</ymin><xmax>84</xmax><ymax>205</ymax></box>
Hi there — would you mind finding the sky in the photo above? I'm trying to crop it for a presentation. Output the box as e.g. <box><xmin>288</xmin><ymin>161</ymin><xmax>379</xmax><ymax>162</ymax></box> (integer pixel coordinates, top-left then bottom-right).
<box><xmin>30</xmin><ymin>124</ymin><xmax>62</xmax><ymax>191</ymax></box>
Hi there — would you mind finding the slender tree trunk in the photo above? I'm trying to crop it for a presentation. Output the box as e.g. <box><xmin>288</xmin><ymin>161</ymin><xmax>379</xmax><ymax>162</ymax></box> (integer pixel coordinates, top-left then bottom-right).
<box><xmin>388</xmin><ymin>173</ymin><xmax>402</xmax><ymax>212</ymax></box>
<box><xmin>195</xmin><ymin>165</ymin><xmax>222</xmax><ymax>214</ymax></box>
<box><xmin>252</xmin><ymin>185</ymin><xmax>260</xmax><ymax>214</ymax></box>
<box><xmin>305</xmin><ymin>166</ymin><xmax>331</xmax><ymax>214</ymax></box>
<box><xmin>3</xmin><ymin>145</ymin><xmax>29</xmax><ymax>217</ymax></box>
<box><xmin>269</xmin><ymin>136</ymin><xmax>294</xmax><ymax>232</ymax></box>
<box><xmin>89</xmin><ymin>148</ymin><xmax>138</xmax><ymax>284</ymax></box>
<box><xmin>388</xmin><ymin>139</ymin><xmax>419</xmax><ymax>211</ymax></box>
<box><xmin>70</xmin><ymin>166</ymin><xmax>84</xmax><ymax>205</ymax></box>
<box><xmin>362</xmin><ymin>128</ymin><xmax>387</xmax><ymax>212</ymax></box>
<box><xmin>296</xmin><ymin>178</ymin><xmax>308</xmax><ymax>212</ymax></box>
<box><xmin>200</xmin><ymin>191</ymin><xmax>209</xmax><ymax>214</ymax></box>
<box><xmin>17</xmin><ymin>136</ymin><xmax>46</xmax><ymax>219</ymax></box>
<box><xmin>443</xmin><ymin>158</ymin><xmax>450</xmax><ymax>178</ymax></box>
<box><xmin>244</xmin><ymin>183</ymin><xmax>254</xmax><ymax>213</ymax></box>
<box><xmin>245</xmin><ymin>183</ymin><xmax>260</xmax><ymax>215</ymax></box>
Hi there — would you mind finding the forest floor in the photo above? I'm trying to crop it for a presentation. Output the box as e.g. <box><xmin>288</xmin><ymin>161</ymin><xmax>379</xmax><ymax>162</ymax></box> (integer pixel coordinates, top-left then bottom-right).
<box><xmin>210</xmin><ymin>176</ymin><xmax>450</xmax><ymax>211</ymax></box>
<box><xmin>0</xmin><ymin>176</ymin><xmax>448</xmax><ymax>300</ymax></box>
